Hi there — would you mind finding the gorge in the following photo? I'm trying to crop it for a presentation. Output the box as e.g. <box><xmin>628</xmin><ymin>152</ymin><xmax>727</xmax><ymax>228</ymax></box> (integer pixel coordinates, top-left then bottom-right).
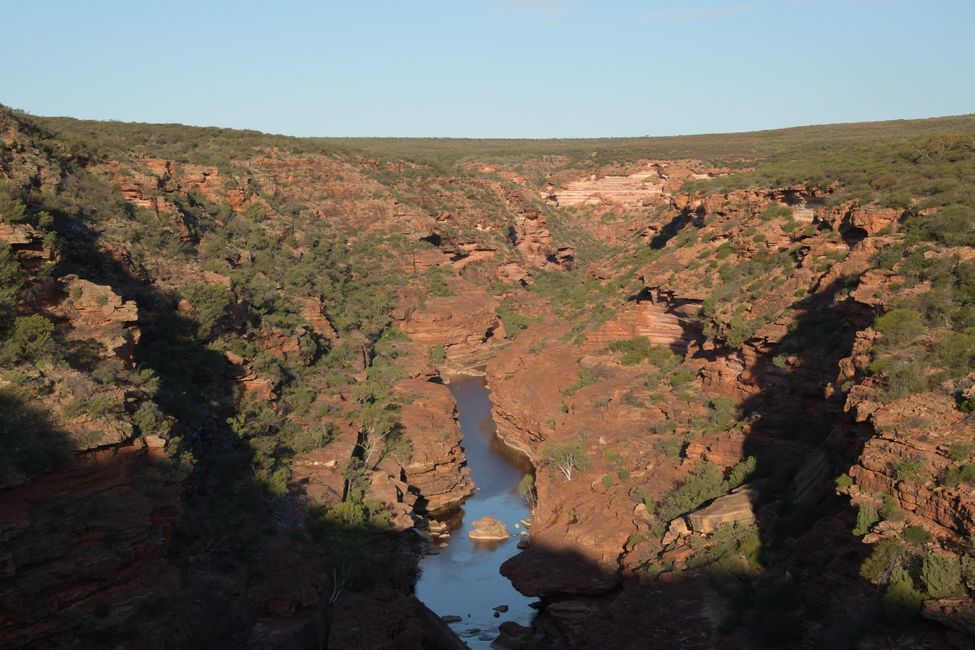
<box><xmin>2</xmin><ymin>106</ymin><xmax>975</xmax><ymax>649</ymax></box>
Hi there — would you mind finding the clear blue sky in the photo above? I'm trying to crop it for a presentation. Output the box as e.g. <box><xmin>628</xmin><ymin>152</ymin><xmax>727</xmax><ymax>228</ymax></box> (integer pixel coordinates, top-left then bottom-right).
<box><xmin>2</xmin><ymin>1</ymin><xmax>973</xmax><ymax>138</ymax></box>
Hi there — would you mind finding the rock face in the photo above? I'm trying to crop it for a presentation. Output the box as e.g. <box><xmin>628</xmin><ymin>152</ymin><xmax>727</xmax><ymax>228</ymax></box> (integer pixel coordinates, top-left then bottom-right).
<box><xmin>547</xmin><ymin>168</ymin><xmax>664</xmax><ymax>208</ymax></box>
<box><xmin>398</xmin><ymin>379</ymin><xmax>475</xmax><ymax>514</ymax></box>
<box><xmin>0</xmin><ymin>445</ymin><xmax>181</xmax><ymax>648</ymax></box>
<box><xmin>51</xmin><ymin>276</ymin><xmax>140</xmax><ymax>361</ymax></box>
<box><xmin>396</xmin><ymin>285</ymin><xmax>500</xmax><ymax>366</ymax></box>
<box><xmin>469</xmin><ymin>515</ymin><xmax>510</xmax><ymax>540</ymax></box>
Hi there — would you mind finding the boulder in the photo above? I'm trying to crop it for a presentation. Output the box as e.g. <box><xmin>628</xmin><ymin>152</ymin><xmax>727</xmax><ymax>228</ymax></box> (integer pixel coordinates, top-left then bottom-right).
<box><xmin>469</xmin><ymin>515</ymin><xmax>509</xmax><ymax>541</ymax></box>
<box><xmin>685</xmin><ymin>486</ymin><xmax>756</xmax><ymax>534</ymax></box>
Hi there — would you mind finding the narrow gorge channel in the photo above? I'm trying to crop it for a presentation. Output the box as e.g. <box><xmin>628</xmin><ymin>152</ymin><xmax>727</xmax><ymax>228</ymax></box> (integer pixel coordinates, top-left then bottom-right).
<box><xmin>415</xmin><ymin>375</ymin><xmax>538</xmax><ymax>648</ymax></box>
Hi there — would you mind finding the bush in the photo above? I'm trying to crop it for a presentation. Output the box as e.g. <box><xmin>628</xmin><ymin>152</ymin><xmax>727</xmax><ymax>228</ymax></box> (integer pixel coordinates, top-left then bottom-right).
<box><xmin>2</xmin><ymin>315</ymin><xmax>55</xmax><ymax>363</ymax></box>
<box><xmin>0</xmin><ymin>388</ymin><xmax>71</xmax><ymax>485</ymax></box>
<box><xmin>875</xmin><ymin>309</ymin><xmax>926</xmax><ymax>346</ymax></box>
<box><xmin>882</xmin><ymin>567</ymin><xmax>924</xmax><ymax>625</ymax></box>
<box><xmin>893</xmin><ymin>459</ymin><xmax>925</xmax><ymax>482</ymax></box>
<box><xmin>942</xmin><ymin>463</ymin><xmax>975</xmax><ymax>488</ymax></box>
<box><xmin>654</xmin><ymin>436</ymin><xmax>683</xmax><ymax>458</ymax></box>
<box><xmin>853</xmin><ymin>503</ymin><xmax>879</xmax><ymax>536</ymax></box>
<box><xmin>947</xmin><ymin>443</ymin><xmax>972</xmax><ymax>462</ymax></box>
<box><xmin>861</xmin><ymin>539</ymin><xmax>904</xmax><ymax>582</ymax></box>
<box><xmin>180</xmin><ymin>283</ymin><xmax>235</xmax><ymax>340</ymax></box>
<box><xmin>657</xmin><ymin>461</ymin><xmax>724</xmax><ymax>521</ymax></box>
<box><xmin>428</xmin><ymin>345</ymin><xmax>446</xmax><ymax>364</ymax></box>
<box><xmin>725</xmin><ymin>455</ymin><xmax>756</xmax><ymax>490</ymax></box>
<box><xmin>921</xmin><ymin>552</ymin><xmax>965</xmax><ymax>598</ymax></box>
<box><xmin>902</xmin><ymin>525</ymin><xmax>933</xmax><ymax>547</ymax></box>
<box><xmin>606</xmin><ymin>337</ymin><xmax>647</xmax><ymax>364</ymax></box>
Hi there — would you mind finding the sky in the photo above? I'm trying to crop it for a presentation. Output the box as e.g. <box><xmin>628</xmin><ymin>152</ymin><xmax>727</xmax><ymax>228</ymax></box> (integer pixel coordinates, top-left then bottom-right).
<box><xmin>1</xmin><ymin>0</ymin><xmax>973</xmax><ymax>138</ymax></box>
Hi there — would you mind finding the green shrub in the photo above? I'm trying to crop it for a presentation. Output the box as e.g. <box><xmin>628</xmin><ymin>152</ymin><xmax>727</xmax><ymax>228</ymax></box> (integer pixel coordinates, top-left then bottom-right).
<box><xmin>921</xmin><ymin>552</ymin><xmax>965</xmax><ymax>598</ymax></box>
<box><xmin>947</xmin><ymin>443</ymin><xmax>972</xmax><ymax>462</ymax></box>
<box><xmin>893</xmin><ymin>459</ymin><xmax>925</xmax><ymax>482</ymax></box>
<box><xmin>852</xmin><ymin>503</ymin><xmax>879</xmax><ymax>536</ymax></box>
<box><xmin>428</xmin><ymin>345</ymin><xmax>446</xmax><ymax>364</ymax></box>
<box><xmin>880</xmin><ymin>494</ymin><xmax>905</xmax><ymax>522</ymax></box>
<box><xmin>875</xmin><ymin>309</ymin><xmax>926</xmax><ymax>346</ymax></box>
<box><xmin>180</xmin><ymin>283</ymin><xmax>235</xmax><ymax>340</ymax></box>
<box><xmin>902</xmin><ymin>525</ymin><xmax>933</xmax><ymax>547</ymax></box>
<box><xmin>2</xmin><ymin>315</ymin><xmax>55</xmax><ymax>363</ymax></box>
<box><xmin>607</xmin><ymin>337</ymin><xmax>659</xmax><ymax>365</ymax></box>
<box><xmin>835</xmin><ymin>473</ymin><xmax>853</xmax><ymax>493</ymax></box>
<box><xmin>654</xmin><ymin>436</ymin><xmax>683</xmax><ymax>458</ymax></box>
<box><xmin>657</xmin><ymin>461</ymin><xmax>724</xmax><ymax>521</ymax></box>
<box><xmin>0</xmin><ymin>388</ymin><xmax>71</xmax><ymax>485</ymax></box>
<box><xmin>725</xmin><ymin>456</ymin><xmax>757</xmax><ymax>490</ymax></box>
<box><xmin>882</xmin><ymin>567</ymin><xmax>924</xmax><ymax>625</ymax></box>
<box><xmin>861</xmin><ymin>539</ymin><xmax>904</xmax><ymax>582</ymax></box>
<box><xmin>942</xmin><ymin>463</ymin><xmax>975</xmax><ymax>488</ymax></box>
<box><xmin>601</xmin><ymin>474</ymin><xmax>615</xmax><ymax>488</ymax></box>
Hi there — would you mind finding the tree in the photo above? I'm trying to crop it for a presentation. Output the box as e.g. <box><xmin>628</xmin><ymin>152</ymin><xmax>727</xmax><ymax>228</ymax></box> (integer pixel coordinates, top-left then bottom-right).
<box><xmin>518</xmin><ymin>473</ymin><xmax>536</xmax><ymax>509</ymax></box>
<box><xmin>853</xmin><ymin>503</ymin><xmax>879</xmax><ymax>536</ymax></box>
<box><xmin>2</xmin><ymin>315</ymin><xmax>55</xmax><ymax>363</ymax></box>
<box><xmin>921</xmin><ymin>552</ymin><xmax>965</xmax><ymax>598</ymax></box>
<box><xmin>542</xmin><ymin>440</ymin><xmax>591</xmax><ymax>481</ymax></box>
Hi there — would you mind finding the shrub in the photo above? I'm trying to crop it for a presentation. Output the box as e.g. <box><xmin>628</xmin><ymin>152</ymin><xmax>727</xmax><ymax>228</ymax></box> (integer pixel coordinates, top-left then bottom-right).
<box><xmin>893</xmin><ymin>459</ymin><xmax>925</xmax><ymax>482</ymax></box>
<box><xmin>947</xmin><ymin>443</ymin><xmax>972</xmax><ymax>462</ymax></box>
<box><xmin>428</xmin><ymin>345</ymin><xmax>446</xmax><ymax>364</ymax></box>
<box><xmin>0</xmin><ymin>388</ymin><xmax>71</xmax><ymax>485</ymax></box>
<box><xmin>902</xmin><ymin>525</ymin><xmax>933</xmax><ymax>547</ymax></box>
<box><xmin>2</xmin><ymin>315</ymin><xmax>55</xmax><ymax>363</ymax></box>
<box><xmin>875</xmin><ymin>309</ymin><xmax>926</xmax><ymax>346</ymax></box>
<box><xmin>518</xmin><ymin>473</ymin><xmax>536</xmax><ymax>509</ymax></box>
<box><xmin>601</xmin><ymin>474</ymin><xmax>615</xmax><ymax>488</ymax></box>
<box><xmin>882</xmin><ymin>567</ymin><xmax>924</xmax><ymax>625</ymax></box>
<box><xmin>861</xmin><ymin>539</ymin><xmax>904</xmax><ymax>582</ymax></box>
<box><xmin>607</xmin><ymin>337</ymin><xmax>656</xmax><ymax>365</ymax></box>
<box><xmin>725</xmin><ymin>316</ymin><xmax>757</xmax><ymax>350</ymax></box>
<box><xmin>921</xmin><ymin>552</ymin><xmax>965</xmax><ymax>598</ymax></box>
<box><xmin>657</xmin><ymin>461</ymin><xmax>724</xmax><ymax>521</ymax></box>
<box><xmin>880</xmin><ymin>494</ymin><xmax>905</xmax><ymax>522</ymax></box>
<box><xmin>835</xmin><ymin>473</ymin><xmax>853</xmax><ymax>493</ymax></box>
<box><xmin>725</xmin><ymin>455</ymin><xmax>757</xmax><ymax>490</ymax></box>
<box><xmin>654</xmin><ymin>436</ymin><xmax>683</xmax><ymax>458</ymax></box>
<box><xmin>180</xmin><ymin>283</ymin><xmax>234</xmax><ymax>340</ymax></box>
<box><xmin>942</xmin><ymin>463</ymin><xmax>975</xmax><ymax>488</ymax></box>
<box><xmin>853</xmin><ymin>503</ymin><xmax>879</xmax><ymax>536</ymax></box>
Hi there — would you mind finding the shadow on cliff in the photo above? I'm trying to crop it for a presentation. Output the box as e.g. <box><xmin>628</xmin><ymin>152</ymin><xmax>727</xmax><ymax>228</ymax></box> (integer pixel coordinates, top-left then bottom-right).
<box><xmin>497</xmin><ymin>275</ymin><xmax>957</xmax><ymax>648</ymax></box>
<box><xmin>24</xmin><ymin>205</ymin><xmax>351</xmax><ymax>648</ymax></box>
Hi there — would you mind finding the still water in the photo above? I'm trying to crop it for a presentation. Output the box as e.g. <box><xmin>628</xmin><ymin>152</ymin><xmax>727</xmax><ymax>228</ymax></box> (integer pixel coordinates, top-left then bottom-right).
<box><xmin>415</xmin><ymin>374</ymin><xmax>538</xmax><ymax>647</ymax></box>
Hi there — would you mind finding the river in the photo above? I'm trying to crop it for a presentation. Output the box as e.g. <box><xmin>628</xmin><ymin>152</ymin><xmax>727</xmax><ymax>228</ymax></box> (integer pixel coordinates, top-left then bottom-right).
<box><xmin>415</xmin><ymin>374</ymin><xmax>538</xmax><ymax>648</ymax></box>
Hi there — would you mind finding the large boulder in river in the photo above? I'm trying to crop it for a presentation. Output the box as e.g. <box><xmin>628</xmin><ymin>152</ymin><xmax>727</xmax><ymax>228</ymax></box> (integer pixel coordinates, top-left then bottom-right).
<box><xmin>469</xmin><ymin>515</ymin><xmax>509</xmax><ymax>540</ymax></box>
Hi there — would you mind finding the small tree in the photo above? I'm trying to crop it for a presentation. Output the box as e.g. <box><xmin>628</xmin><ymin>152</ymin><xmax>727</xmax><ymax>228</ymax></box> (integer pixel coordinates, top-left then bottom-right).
<box><xmin>853</xmin><ymin>503</ymin><xmax>879</xmax><ymax>536</ymax></box>
<box><xmin>921</xmin><ymin>552</ymin><xmax>965</xmax><ymax>598</ymax></box>
<box><xmin>542</xmin><ymin>440</ymin><xmax>591</xmax><ymax>481</ymax></box>
<box><xmin>518</xmin><ymin>473</ymin><xmax>536</xmax><ymax>509</ymax></box>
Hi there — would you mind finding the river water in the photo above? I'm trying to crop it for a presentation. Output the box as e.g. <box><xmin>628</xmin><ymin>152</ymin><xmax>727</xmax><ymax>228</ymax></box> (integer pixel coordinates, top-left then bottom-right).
<box><xmin>415</xmin><ymin>374</ymin><xmax>538</xmax><ymax>648</ymax></box>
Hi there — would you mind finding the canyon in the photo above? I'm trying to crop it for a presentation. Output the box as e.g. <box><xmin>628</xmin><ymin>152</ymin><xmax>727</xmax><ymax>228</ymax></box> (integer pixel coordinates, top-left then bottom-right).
<box><xmin>1</xmin><ymin>107</ymin><xmax>975</xmax><ymax>649</ymax></box>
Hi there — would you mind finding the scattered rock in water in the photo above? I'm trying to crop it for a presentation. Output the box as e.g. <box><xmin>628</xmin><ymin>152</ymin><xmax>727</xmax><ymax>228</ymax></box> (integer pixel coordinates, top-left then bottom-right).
<box><xmin>517</xmin><ymin>538</ymin><xmax>529</xmax><ymax>549</ymax></box>
<box><xmin>493</xmin><ymin>611</ymin><xmax>500</xmax><ymax>618</ymax></box>
<box><xmin>493</xmin><ymin>605</ymin><xmax>509</xmax><ymax>613</ymax></box>
<box><xmin>493</xmin><ymin>621</ymin><xmax>533</xmax><ymax>650</ymax></box>
<box><xmin>442</xmin><ymin>615</ymin><xmax>462</xmax><ymax>624</ymax></box>
<box><xmin>469</xmin><ymin>515</ymin><xmax>510</xmax><ymax>540</ymax></box>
